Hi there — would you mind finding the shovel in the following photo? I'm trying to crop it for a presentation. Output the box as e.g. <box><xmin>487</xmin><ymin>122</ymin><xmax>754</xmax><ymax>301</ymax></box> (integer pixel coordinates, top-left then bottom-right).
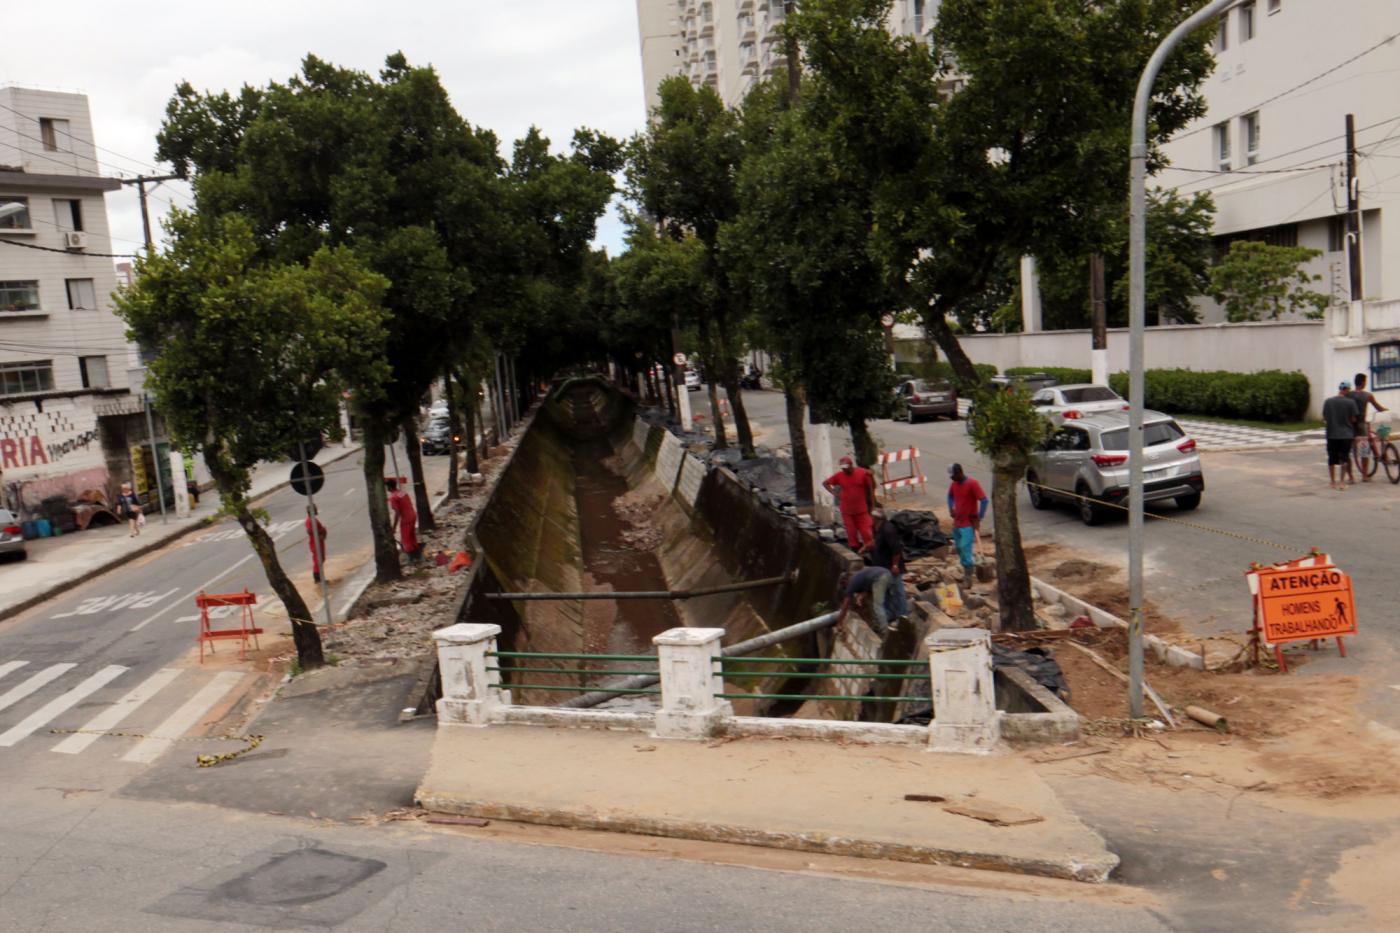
<box><xmin>973</xmin><ymin>528</ymin><xmax>995</xmax><ymax>583</ymax></box>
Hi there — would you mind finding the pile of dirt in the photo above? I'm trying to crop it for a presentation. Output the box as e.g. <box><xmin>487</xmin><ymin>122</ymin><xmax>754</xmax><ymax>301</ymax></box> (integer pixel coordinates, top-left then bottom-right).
<box><xmin>613</xmin><ymin>486</ymin><xmax>667</xmax><ymax>552</ymax></box>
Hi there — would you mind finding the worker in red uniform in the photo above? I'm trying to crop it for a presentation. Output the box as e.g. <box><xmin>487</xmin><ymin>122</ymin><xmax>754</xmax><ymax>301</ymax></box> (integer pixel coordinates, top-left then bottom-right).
<box><xmin>386</xmin><ymin>477</ymin><xmax>421</xmax><ymax>563</ymax></box>
<box><xmin>823</xmin><ymin>455</ymin><xmax>876</xmax><ymax>550</ymax></box>
<box><xmin>947</xmin><ymin>462</ymin><xmax>988</xmax><ymax>588</ymax></box>
<box><xmin>305</xmin><ymin>505</ymin><xmax>328</xmax><ymax>583</ymax></box>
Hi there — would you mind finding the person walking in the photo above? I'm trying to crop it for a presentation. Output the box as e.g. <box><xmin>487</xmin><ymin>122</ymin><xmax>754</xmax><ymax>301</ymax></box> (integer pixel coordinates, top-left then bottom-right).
<box><xmin>1323</xmin><ymin>382</ymin><xmax>1357</xmax><ymax>490</ymax></box>
<box><xmin>1351</xmin><ymin>372</ymin><xmax>1388</xmax><ymax>480</ymax></box>
<box><xmin>115</xmin><ymin>483</ymin><xmax>143</xmax><ymax>538</ymax></box>
<box><xmin>947</xmin><ymin>463</ymin><xmax>987</xmax><ymax>589</ymax></box>
<box><xmin>386</xmin><ymin>478</ymin><xmax>421</xmax><ymax>562</ymax></box>
<box><xmin>868</xmin><ymin>509</ymin><xmax>911</xmax><ymax>625</ymax></box>
<box><xmin>822</xmin><ymin>455</ymin><xmax>876</xmax><ymax>551</ymax></box>
<box><xmin>305</xmin><ymin>505</ymin><xmax>328</xmax><ymax>583</ymax></box>
<box><xmin>836</xmin><ymin>566</ymin><xmax>896</xmax><ymax>636</ymax></box>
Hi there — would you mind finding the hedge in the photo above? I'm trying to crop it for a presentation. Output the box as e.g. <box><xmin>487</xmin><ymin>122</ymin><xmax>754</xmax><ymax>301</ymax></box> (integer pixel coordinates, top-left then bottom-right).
<box><xmin>1008</xmin><ymin>365</ymin><xmax>1311</xmax><ymax>422</ymax></box>
<box><xmin>895</xmin><ymin>360</ymin><xmax>998</xmax><ymax>384</ymax></box>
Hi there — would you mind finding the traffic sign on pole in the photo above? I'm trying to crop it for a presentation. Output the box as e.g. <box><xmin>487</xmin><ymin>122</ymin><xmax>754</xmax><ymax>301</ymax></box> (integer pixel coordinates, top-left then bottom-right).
<box><xmin>289</xmin><ymin>461</ymin><xmax>325</xmax><ymax>497</ymax></box>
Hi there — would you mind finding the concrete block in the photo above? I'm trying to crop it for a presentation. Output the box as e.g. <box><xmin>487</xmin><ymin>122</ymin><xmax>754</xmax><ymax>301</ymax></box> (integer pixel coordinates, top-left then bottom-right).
<box><xmin>928</xmin><ymin>628</ymin><xmax>1000</xmax><ymax>754</ymax></box>
<box><xmin>653</xmin><ymin>627</ymin><xmax>732</xmax><ymax>739</ymax></box>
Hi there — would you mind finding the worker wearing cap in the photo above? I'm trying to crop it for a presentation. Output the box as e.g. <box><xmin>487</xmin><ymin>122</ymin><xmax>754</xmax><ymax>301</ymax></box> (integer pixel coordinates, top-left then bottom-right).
<box><xmin>947</xmin><ymin>463</ymin><xmax>987</xmax><ymax>585</ymax></box>
<box><xmin>822</xmin><ymin>455</ymin><xmax>876</xmax><ymax>550</ymax></box>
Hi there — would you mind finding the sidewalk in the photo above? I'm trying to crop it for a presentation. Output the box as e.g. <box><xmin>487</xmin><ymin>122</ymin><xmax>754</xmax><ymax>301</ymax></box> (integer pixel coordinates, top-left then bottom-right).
<box><xmin>415</xmin><ymin>725</ymin><xmax>1119</xmax><ymax>883</ymax></box>
<box><xmin>0</xmin><ymin>444</ymin><xmax>362</xmax><ymax>622</ymax></box>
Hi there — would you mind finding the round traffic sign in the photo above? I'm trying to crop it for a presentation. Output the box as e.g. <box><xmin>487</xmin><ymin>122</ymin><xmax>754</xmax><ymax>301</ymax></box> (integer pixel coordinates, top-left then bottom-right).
<box><xmin>880</xmin><ymin>313</ymin><xmax>895</xmax><ymax>328</ymax></box>
<box><xmin>673</xmin><ymin>352</ymin><xmax>688</xmax><ymax>366</ymax></box>
<box><xmin>290</xmin><ymin>461</ymin><xmax>325</xmax><ymax>497</ymax></box>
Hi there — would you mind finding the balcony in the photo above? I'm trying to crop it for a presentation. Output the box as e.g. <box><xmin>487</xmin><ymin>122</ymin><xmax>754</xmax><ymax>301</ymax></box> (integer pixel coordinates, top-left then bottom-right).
<box><xmin>737</xmin><ymin>0</ymin><xmax>753</xmax><ymax>10</ymax></box>
<box><xmin>738</xmin><ymin>14</ymin><xmax>756</xmax><ymax>40</ymax></box>
<box><xmin>740</xmin><ymin>42</ymin><xmax>759</xmax><ymax>75</ymax></box>
<box><xmin>762</xmin><ymin>51</ymin><xmax>788</xmax><ymax>77</ymax></box>
<box><xmin>700</xmin><ymin>2</ymin><xmax>714</xmax><ymax>35</ymax></box>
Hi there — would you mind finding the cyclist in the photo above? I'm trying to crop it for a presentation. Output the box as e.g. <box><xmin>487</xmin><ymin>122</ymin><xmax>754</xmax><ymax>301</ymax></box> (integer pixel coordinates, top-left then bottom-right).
<box><xmin>1351</xmin><ymin>372</ymin><xmax>1389</xmax><ymax>481</ymax></box>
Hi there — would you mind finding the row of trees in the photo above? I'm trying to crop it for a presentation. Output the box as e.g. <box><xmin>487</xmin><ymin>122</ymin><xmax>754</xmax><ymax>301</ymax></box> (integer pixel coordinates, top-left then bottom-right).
<box><xmin>117</xmin><ymin>54</ymin><xmax>621</xmax><ymax>667</ymax></box>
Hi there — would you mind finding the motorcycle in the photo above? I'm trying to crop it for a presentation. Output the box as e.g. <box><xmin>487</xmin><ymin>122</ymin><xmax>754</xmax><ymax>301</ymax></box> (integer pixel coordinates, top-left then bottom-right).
<box><xmin>739</xmin><ymin>369</ymin><xmax>763</xmax><ymax>390</ymax></box>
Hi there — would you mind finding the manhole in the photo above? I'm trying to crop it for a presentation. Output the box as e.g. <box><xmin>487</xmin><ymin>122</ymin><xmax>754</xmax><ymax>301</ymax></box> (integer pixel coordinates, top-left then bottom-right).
<box><xmin>213</xmin><ymin>848</ymin><xmax>385</xmax><ymax>907</ymax></box>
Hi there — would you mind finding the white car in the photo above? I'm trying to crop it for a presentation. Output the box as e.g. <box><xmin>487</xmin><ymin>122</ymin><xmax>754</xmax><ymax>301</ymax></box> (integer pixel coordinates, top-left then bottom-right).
<box><xmin>685</xmin><ymin>370</ymin><xmax>702</xmax><ymax>391</ymax></box>
<box><xmin>0</xmin><ymin>508</ymin><xmax>26</xmax><ymax>561</ymax></box>
<box><xmin>1030</xmin><ymin>383</ymin><xmax>1130</xmax><ymax>423</ymax></box>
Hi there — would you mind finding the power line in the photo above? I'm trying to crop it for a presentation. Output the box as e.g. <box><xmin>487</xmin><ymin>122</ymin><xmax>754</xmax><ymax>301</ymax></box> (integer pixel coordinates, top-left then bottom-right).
<box><xmin>0</xmin><ymin>100</ymin><xmax>160</xmax><ymax>177</ymax></box>
<box><xmin>0</xmin><ymin>236</ymin><xmax>137</xmax><ymax>259</ymax></box>
<box><xmin>1173</xmin><ymin>32</ymin><xmax>1400</xmax><ymax>142</ymax></box>
<box><xmin>1165</xmin><ymin>161</ymin><xmax>1335</xmax><ymax>176</ymax></box>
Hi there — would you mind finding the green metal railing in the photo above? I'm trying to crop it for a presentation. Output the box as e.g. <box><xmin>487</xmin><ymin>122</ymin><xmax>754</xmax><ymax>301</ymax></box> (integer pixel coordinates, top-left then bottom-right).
<box><xmin>486</xmin><ymin>650</ymin><xmax>662</xmax><ymax>697</ymax></box>
<box><xmin>713</xmin><ymin>655</ymin><xmax>928</xmax><ymax>704</ymax></box>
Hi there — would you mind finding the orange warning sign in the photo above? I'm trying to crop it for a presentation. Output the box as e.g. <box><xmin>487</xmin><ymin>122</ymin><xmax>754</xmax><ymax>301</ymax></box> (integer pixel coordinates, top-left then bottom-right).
<box><xmin>1255</xmin><ymin>565</ymin><xmax>1356</xmax><ymax>644</ymax></box>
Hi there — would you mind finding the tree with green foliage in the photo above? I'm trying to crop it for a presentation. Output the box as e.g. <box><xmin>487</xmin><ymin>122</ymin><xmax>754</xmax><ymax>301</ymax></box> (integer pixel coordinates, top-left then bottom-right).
<box><xmin>1209</xmin><ymin>240</ymin><xmax>1330</xmax><ymax>322</ymax></box>
<box><xmin>627</xmin><ymin>77</ymin><xmax>759</xmax><ymax>457</ymax></box>
<box><xmin>966</xmin><ymin>385</ymin><xmax>1051</xmax><ymax>631</ymax></box>
<box><xmin>115</xmin><ymin>211</ymin><xmax>389</xmax><ymax>669</ymax></box>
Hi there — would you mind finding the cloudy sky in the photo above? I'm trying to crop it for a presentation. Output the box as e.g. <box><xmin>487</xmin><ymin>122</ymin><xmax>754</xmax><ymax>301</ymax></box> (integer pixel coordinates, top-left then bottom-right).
<box><xmin>1</xmin><ymin>0</ymin><xmax>648</xmax><ymax>258</ymax></box>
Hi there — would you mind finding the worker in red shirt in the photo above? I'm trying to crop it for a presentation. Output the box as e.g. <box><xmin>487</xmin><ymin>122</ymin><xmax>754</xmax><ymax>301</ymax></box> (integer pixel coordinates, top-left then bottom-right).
<box><xmin>386</xmin><ymin>477</ymin><xmax>421</xmax><ymax>563</ymax></box>
<box><xmin>305</xmin><ymin>505</ymin><xmax>328</xmax><ymax>583</ymax></box>
<box><xmin>823</xmin><ymin>455</ymin><xmax>876</xmax><ymax>550</ymax></box>
<box><xmin>947</xmin><ymin>463</ymin><xmax>987</xmax><ymax>587</ymax></box>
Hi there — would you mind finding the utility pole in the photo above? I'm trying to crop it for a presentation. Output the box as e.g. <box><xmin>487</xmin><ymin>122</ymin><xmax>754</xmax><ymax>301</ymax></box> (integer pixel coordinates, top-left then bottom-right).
<box><xmin>670</xmin><ymin>312</ymin><xmax>692</xmax><ymax>431</ymax></box>
<box><xmin>120</xmin><ymin>174</ymin><xmax>181</xmax><ymax>253</ymax></box>
<box><xmin>1089</xmin><ymin>253</ymin><xmax>1108</xmax><ymax>385</ymax></box>
<box><xmin>1345</xmin><ymin>114</ymin><xmax>1364</xmax><ymax>303</ymax></box>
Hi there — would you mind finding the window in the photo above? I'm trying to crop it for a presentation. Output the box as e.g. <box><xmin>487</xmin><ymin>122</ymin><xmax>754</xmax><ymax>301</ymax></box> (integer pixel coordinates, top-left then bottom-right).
<box><xmin>1214</xmin><ymin>122</ymin><xmax>1231</xmax><ymax>170</ymax></box>
<box><xmin>38</xmin><ymin>117</ymin><xmax>70</xmax><ymax>152</ymax></box>
<box><xmin>1372</xmin><ymin>343</ymin><xmax>1400</xmax><ymax>391</ymax></box>
<box><xmin>1100</xmin><ymin>421</ymin><xmax>1184</xmax><ymax>451</ymax></box>
<box><xmin>1243</xmin><ymin>111</ymin><xmax>1260</xmax><ymax>164</ymax></box>
<box><xmin>1060</xmin><ymin>386</ymin><xmax>1120</xmax><ymax>404</ymax></box>
<box><xmin>52</xmin><ymin>199</ymin><xmax>83</xmax><ymax>232</ymax></box>
<box><xmin>79</xmin><ymin>356</ymin><xmax>109</xmax><ymax>389</ymax></box>
<box><xmin>1329</xmin><ymin>215</ymin><xmax>1348</xmax><ymax>253</ymax></box>
<box><xmin>1050</xmin><ymin>428</ymin><xmax>1090</xmax><ymax>452</ymax></box>
<box><xmin>1240</xmin><ymin>2</ymin><xmax>1255</xmax><ymax>40</ymax></box>
<box><xmin>1268</xmin><ymin>0</ymin><xmax>1281</xmax><ymax>13</ymax></box>
<box><xmin>0</xmin><ymin>195</ymin><xmax>31</xmax><ymax>230</ymax></box>
<box><xmin>0</xmin><ymin>280</ymin><xmax>40</xmax><ymax>312</ymax></box>
<box><xmin>0</xmin><ymin>360</ymin><xmax>54</xmax><ymax>396</ymax></box>
<box><xmin>65</xmin><ymin>278</ymin><xmax>97</xmax><ymax>310</ymax></box>
<box><xmin>1215</xmin><ymin>17</ymin><xmax>1228</xmax><ymax>52</ymax></box>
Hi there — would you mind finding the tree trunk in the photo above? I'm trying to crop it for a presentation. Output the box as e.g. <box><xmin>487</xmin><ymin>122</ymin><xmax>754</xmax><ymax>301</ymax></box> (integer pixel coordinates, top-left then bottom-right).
<box><xmin>923</xmin><ymin>303</ymin><xmax>982</xmax><ymax>388</ymax></box>
<box><xmin>444</xmin><ymin>368</ymin><xmax>460</xmax><ymax>500</ymax></box>
<box><xmin>849</xmin><ymin>417</ymin><xmax>878</xmax><ymax>469</ymax></box>
<box><xmin>235</xmin><ymin>502</ymin><xmax>324</xmax><ymax>668</ymax></box>
<box><xmin>401</xmin><ymin>414</ymin><xmax>436</xmax><ymax>532</ymax></box>
<box><xmin>360</xmin><ymin>419</ymin><xmax>402</xmax><ymax>583</ymax></box>
<box><xmin>784</xmin><ymin>381</ymin><xmax>814</xmax><ymax>505</ymax></box>
<box><xmin>713</xmin><ymin>312</ymin><xmax>755</xmax><ymax>458</ymax></box>
<box><xmin>457</xmin><ymin>369</ymin><xmax>480</xmax><ymax>475</ymax></box>
<box><xmin>662</xmin><ymin>365</ymin><xmax>676</xmax><ymax>419</ymax></box>
<box><xmin>699</xmin><ymin>317</ymin><xmax>728</xmax><ymax>448</ymax></box>
<box><xmin>991</xmin><ymin>459</ymin><xmax>1036</xmax><ymax>632</ymax></box>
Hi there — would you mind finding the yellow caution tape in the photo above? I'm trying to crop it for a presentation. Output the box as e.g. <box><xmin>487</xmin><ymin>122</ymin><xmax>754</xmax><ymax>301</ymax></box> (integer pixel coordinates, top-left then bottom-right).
<box><xmin>47</xmin><ymin>728</ymin><xmax>265</xmax><ymax>768</ymax></box>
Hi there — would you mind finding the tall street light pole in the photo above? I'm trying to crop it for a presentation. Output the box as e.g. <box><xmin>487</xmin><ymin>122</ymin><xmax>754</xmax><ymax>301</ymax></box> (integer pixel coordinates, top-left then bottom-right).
<box><xmin>1128</xmin><ymin>0</ymin><xmax>1233</xmax><ymax>718</ymax></box>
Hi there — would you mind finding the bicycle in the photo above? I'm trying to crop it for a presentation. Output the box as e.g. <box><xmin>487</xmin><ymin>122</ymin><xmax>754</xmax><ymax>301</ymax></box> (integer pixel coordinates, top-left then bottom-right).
<box><xmin>1352</xmin><ymin>432</ymin><xmax>1378</xmax><ymax>480</ymax></box>
<box><xmin>1379</xmin><ymin>425</ymin><xmax>1400</xmax><ymax>484</ymax></box>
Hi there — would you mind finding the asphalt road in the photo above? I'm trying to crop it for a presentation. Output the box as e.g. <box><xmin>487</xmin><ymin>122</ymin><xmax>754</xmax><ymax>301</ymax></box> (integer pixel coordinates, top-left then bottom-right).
<box><xmin>0</xmin><ymin>444</ymin><xmax>441</xmax><ymax>793</ymax></box>
<box><xmin>734</xmin><ymin>387</ymin><xmax>1400</xmax><ymax>727</ymax></box>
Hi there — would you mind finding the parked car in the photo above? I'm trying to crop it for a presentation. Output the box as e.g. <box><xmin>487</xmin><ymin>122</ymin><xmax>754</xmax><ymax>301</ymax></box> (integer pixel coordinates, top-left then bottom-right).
<box><xmin>966</xmin><ymin>373</ymin><xmax>1061</xmax><ymax>434</ymax></box>
<box><xmin>421</xmin><ymin>417</ymin><xmax>453</xmax><ymax>455</ymax></box>
<box><xmin>0</xmin><ymin>508</ymin><xmax>26</xmax><ymax>561</ymax></box>
<box><xmin>1030</xmin><ymin>383</ymin><xmax>1130</xmax><ymax>423</ymax></box>
<box><xmin>685</xmin><ymin>370</ymin><xmax>702</xmax><ymax>391</ymax></box>
<box><xmin>895</xmin><ymin>378</ymin><xmax>958</xmax><ymax>422</ymax></box>
<box><xmin>1024</xmin><ymin>410</ymin><xmax>1203</xmax><ymax>525</ymax></box>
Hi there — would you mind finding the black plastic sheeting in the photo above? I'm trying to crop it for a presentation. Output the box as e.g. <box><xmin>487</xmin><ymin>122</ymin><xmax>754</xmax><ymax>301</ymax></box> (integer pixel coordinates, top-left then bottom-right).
<box><xmin>886</xmin><ymin>510</ymin><xmax>949</xmax><ymax>559</ymax></box>
<box><xmin>894</xmin><ymin>645</ymin><xmax>1070</xmax><ymax>726</ymax></box>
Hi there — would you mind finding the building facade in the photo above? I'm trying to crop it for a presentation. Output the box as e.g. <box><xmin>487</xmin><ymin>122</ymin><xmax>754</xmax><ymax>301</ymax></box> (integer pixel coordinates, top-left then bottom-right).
<box><xmin>634</xmin><ymin>0</ymin><xmax>794</xmax><ymax>112</ymax></box>
<box><xmin>0</xmin><ymin>86</ymin><xmax>149</xmax><ymax>521</ymax></box>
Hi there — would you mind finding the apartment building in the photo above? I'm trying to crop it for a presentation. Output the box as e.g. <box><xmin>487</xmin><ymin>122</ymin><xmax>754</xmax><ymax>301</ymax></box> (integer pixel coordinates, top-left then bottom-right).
<box><xmin>0</xmin><ymin>86</ymin><xmax>148</xmax><ymax>519</ymax></box>
<box><xmin>1159</xmin><ymin>0</ymin><xmax>1400</xmax><ymax>318</ymax></box>
<box><xmin>635</xmin><ymin>0</ymin><xmax>795</xmax><ymax>112</ymax></box>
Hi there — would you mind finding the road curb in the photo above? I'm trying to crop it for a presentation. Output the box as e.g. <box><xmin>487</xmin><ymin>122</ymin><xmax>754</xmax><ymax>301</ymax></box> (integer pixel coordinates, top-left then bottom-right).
<box><xmin>0</xmin><ymin>445</ymin><xmax>363</xmax><ymax>625</ymax></box>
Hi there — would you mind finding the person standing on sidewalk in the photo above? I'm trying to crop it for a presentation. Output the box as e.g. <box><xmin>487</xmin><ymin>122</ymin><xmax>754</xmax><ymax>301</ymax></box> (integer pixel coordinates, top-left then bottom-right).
<box><xmin>116</xmin><ymin>483</ymin><xmax>143</xmax><ymax>538</ymax></box>
<box><xmin>867</xmin><ymin>509</ymin><xmax>910</xmax><ymax>625</ymax></box>
<box><xmin>823</xmin><ymin>455</ymin><xmax>876</xmax><ymax>551</ymax></box>
<box><xmin>947</xmin><ymin>464</ymin><xmax>987</xmax><ymax>588</ymax></box>
<box><xmin>836</xmin><ymin>566</ymin><xmax>897</xmax><ymax>635</ymax></box>
<box><xmin>386</xmin><ymin>478</ymin><xmax>421</xmax><ymax>563</ymax></box>
<box><xmin>306</xmin><ymin>505</ymin><xmax>328</xmax><ymax>583</ymax></box>
<box><xmin>1323</xmin><ymin>382</ymin><xmax>1358</xmax><ymax>490</ymax></box>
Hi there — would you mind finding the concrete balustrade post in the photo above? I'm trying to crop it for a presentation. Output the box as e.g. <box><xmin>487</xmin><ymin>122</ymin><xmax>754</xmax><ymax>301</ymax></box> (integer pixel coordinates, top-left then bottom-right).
<box><xmin>433</xmin><ymin>623</ymin><xmax>510</xmax><ymax>725</ymax></box>
<box><xmin>927</xmin><ymin>628</ymin><xmax>1000</xmax><ymax>754</ymax></box>
<box><xmin>653</xmin><ymin>627</ymin><xmax>732</xmax><ymax>739</ymax></box>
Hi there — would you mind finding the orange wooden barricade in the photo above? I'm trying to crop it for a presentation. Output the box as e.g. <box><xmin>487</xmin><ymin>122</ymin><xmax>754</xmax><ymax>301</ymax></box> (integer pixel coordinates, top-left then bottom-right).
<box><xmin>196</xmin><ymin>590</ymin><xmax>263</xmax><ymax>662</ymax></box>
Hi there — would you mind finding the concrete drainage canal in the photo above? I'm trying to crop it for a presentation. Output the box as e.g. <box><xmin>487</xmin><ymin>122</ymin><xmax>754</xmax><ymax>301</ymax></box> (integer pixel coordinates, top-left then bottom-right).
<box><xmin>421</xmin><ymin>375</ymin><xmax>1076</xmax><ymax>744</ymax></box>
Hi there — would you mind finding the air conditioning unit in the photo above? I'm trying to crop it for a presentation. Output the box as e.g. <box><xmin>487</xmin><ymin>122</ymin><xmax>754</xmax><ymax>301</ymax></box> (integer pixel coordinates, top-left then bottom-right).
<box><xmin>65</xmin><ymin>231</ymin><xmax>87</xmax><ymax>250</ymax></box>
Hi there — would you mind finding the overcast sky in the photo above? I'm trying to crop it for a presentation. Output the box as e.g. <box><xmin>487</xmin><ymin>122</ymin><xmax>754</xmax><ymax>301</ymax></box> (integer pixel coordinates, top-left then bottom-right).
<box><xmin>1</xmin><ymin>0</ymin><xmax>647</xmax><ymax>259</ymax></box>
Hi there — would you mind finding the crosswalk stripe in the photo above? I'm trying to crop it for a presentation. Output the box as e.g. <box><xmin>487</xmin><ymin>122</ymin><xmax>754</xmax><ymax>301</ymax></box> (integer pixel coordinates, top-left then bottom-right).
<box><xmin>51</xmin><ymin>668</ymin><xmax>182</xmax><ymax>755</ymax></box>
<box><xmin>0</xmin><ymin>664</ymin><xmax>76</xmax><ymax>713</ymax></box>
<box><xmin>0</xmin><ymin>665</ymin><xmax>127</xmax><ymax>748</ymax></box>
<box><xmin>0</xmin><ymin>661</ymin><xmax>29</xmax><ymax>682</ymax></box>
<box><xmin>122</xmin><ymin>671</ymin><xmax>245</xmax><ymax>764</ymax></box>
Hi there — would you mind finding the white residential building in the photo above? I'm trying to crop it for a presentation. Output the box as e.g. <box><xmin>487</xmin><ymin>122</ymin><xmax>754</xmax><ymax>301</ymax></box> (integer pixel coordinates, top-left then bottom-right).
<box><xmin>634</xmin><ymin>0</ymin><xmax>795</xmax><ymax>112</ymax></box>
<box><xmin>0</xmin><ymin>86</ymin><xmax>149</xmax><ymax>520</ymax></box>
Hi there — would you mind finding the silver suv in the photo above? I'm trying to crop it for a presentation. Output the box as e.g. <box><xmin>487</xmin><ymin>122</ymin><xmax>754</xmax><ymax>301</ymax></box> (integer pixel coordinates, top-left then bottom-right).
<box><xmin>1025</xmin><ymin>410</ymin><xmax>1204</xmax><ymax>525</ymax></box>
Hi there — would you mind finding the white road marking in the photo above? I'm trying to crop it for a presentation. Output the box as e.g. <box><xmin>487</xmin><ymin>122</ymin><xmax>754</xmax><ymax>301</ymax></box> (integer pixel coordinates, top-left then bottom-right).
<box><xmin>343</xmin><ymin>488</ymin><xmax>354</xmax><ymax>496</ymax></box>
<box><xmin>51</xmin><ymin>588</ymin><xmax>179</xmax><ymax>620</ymax></box>
<box><xmin>52</xmin><ymin>668</ymin><xmax>182</xmax><ymax>755</ymax></box>
<box><xmin>121</xmin><ymin>671</ymin><xmax>245</xmax><ymax>764</ymax></box>
<box><xmin>0</xmin><ymin>661</ymin><xmax>30</xmax><ymax>682</ymax></box>
<box><xmin>129</xmin><ymin>553</ymin><xmax>258</xmax><ymax>631</ymax></box>
<box><xmin>0</xmin><ymin>665</ymin><xmax>127</xmax><ymax>747</ymax></box>
<box><xmin>0</xmin><ymin>664</ymin><xmax>76</xmax><ymax>713</ymax></box>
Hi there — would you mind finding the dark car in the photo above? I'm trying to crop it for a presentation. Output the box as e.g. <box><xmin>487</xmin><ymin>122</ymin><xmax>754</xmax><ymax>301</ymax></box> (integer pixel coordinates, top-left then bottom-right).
<box><xmin>421</xmin><ymin>417</ymin><xmax>453</xmax><ymax>455</ymax></box>
<box><xmin>895</xmin><ymin>378</ymin><xmax>958</xmax><ymax>423</ymax></box>
<box><xmin>966</xmin><ymin>372</ymin><xmax>1061</xmax><ymax>434</ymax></box>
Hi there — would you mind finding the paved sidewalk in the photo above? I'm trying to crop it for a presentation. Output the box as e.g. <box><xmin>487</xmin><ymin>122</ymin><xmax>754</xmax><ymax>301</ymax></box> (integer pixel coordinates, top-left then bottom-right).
<box><xmin>0</xmin><ymin>444</ymin><xmax>362</xmax><ymax>622</ymax></box>
<box><xmin>416</xmin><ymin>725</ymin><xmax>1119</xmax><ymax>883</ymax></box>
<box><xmin>1175</xmin><ymin>418</ymin><xmax>1324</xmax><ymax>451</ymax></box>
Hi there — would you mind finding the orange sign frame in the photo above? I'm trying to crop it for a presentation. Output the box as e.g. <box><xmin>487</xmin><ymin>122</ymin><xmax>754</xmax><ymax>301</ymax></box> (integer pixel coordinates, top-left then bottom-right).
<box><xmin>1255</xmin><ymin>565</ymin><xmax>1356</xmax><ymax>644</ymax></box>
